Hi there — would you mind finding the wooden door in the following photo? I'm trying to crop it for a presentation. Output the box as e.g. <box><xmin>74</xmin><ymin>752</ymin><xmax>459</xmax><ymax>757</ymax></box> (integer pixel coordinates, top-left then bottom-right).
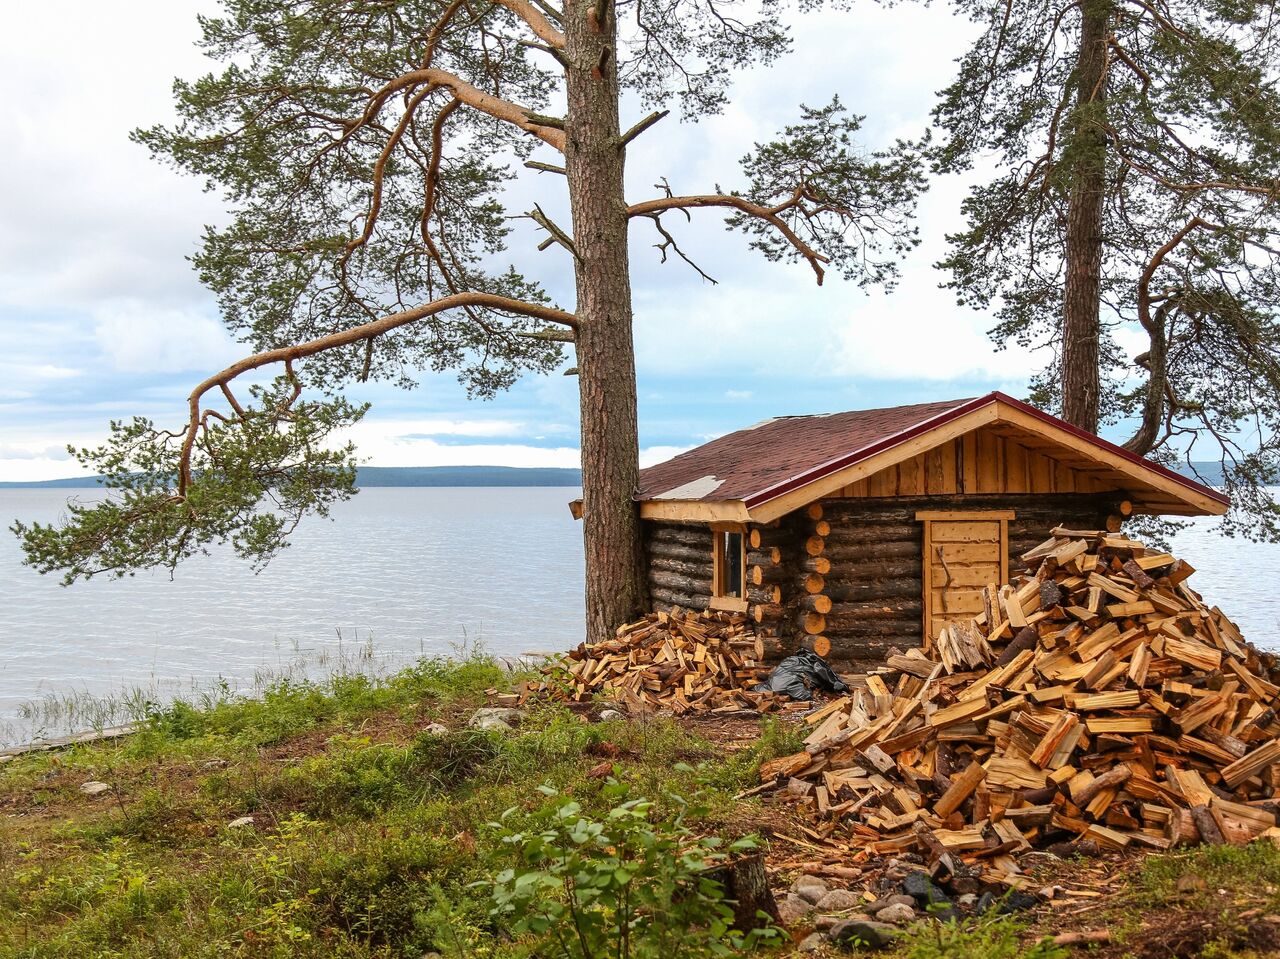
<box><xmin>917</xmin><ymin>510</ymin><xmax>1013</xmax><ymax>642</ymax></box>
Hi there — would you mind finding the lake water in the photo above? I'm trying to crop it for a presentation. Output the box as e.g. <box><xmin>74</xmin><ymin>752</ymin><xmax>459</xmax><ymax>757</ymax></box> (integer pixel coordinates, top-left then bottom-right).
<box><xmin>2</xmin><ymin>487</ymin><xmax>1278</xmax><ymax>745</ymax></box>
<box><xmin>0</xmin><ymin>487</ymin><xmax>585</xmax><ymax>744</ymax></box>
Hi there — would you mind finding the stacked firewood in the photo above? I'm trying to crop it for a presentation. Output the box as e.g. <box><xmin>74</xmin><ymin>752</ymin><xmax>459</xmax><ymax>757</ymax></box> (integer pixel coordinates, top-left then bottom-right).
<box><xmin>757</xmin><ymin>529</ymin><xmax>1280</xmax><ymax>884</ymax></box>
<box><xmin>526</xmin><ymin>608</ymin><xmax>800</xmax><ymax>714</ymax></box>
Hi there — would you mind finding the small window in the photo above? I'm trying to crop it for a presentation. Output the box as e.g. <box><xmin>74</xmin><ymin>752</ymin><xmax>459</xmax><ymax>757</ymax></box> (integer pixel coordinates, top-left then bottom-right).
<box><xmin>713</xmin><ymin>529</ymin><xmax>746</xmax><ymax>600</ymax></box>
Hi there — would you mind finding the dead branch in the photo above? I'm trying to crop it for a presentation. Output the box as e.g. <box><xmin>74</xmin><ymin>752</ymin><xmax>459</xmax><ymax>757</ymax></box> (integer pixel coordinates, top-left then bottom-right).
<box><xmin>627</xmin><ymin>193</ymin><xmax>830</xmax><ymax>284</ymax></box>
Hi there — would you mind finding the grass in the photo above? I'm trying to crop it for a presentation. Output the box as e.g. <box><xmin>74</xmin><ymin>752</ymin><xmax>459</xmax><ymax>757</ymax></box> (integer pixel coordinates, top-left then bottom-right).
<box><xmin>0</xmin><ymin>654</ymin><xmax>795</xmax><ymax>958</ymax></box>
<box><xmin>6</xmin><ymin>658</ymin><xmax>1280</xmax><ymax>958</ymax></box>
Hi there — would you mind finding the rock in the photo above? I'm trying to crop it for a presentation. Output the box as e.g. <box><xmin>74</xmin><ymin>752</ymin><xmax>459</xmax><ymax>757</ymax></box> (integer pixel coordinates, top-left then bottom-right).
<box><xmin>777</xmin><ymin>893</ymin><xmax>813</xmax><ymax>925</ymax></box>
<box><xmin>875</xmin><ymin>902</ymin><xmax>916</xmax><ymax>925</ymax></box>
<box><xmin>865</xmin><ymin>894</ymin><xmax>914</xmax><ymax>913</ymax></box>
<box><xmin>598</xmin><ymin>709</ymin><xmax>626</xmax><ymax>722</ymax></box>
<box><xmin>792</xmin><ymin>874</ymin><xmax>831</xmax><ymax>905</ymax></box>
<box><xmin>79</xmin><ymin>781</ymin><xmax>110</xmax><ymax>796</ymax></box>
<box><xmin>201</xmin><ymin>759</ymin><xmax>228</xmax><ymax>769</ymax></box>
<box><xmin>468</xmin><ymin>707</ymin><xmax>526</xmax><ymax>729</ymax></box>
<box><xmin>422</xmin><ymin>723</ymin><xmax>449</xmax><ymax>736</ymax></box>
<box><xmin>956</xmin><ymin>893</ymin><xmax>979</xmax><ymax>909</ymax></box>
<box><xmin>798</xmin><ymin>932</ymin><xmax>826</xmax><ymax>952</ymax></box>
<box><xmin>975</xmin><ymin>889</ymin><xmax>1037</xmax><ymax>915</ymax></box>
<box><xmin>829</xmin><ymin>919</ymin><xmax>898</xmax><ymax>950</ymax></box>
<box><xmin>814</xmin><ymin>914</ymin><xmax>847</xmax><ymax>931</ymax></box>
<box><xmin>226</xmin><ymin>816</ymin><xmax>255</xmax><ymax>829</ymax></box>
<box><xmin>815</xmin><ymin>889</ymin><xmax>863</xmax><ymax>912</ymax></box>
<box><xmin>900</xmin><ymin>871</ymin><xmax>947</xmax><ymax>906</ymax></box>
<box><xmin>900</xmin><ymin>871</ymin><xmax>957</xmax><ymax>921</ymax></box>
<box><xmin>472</xmin><ymin>717</ymin><xmax>513</xmax><ymax>733</ymax></box>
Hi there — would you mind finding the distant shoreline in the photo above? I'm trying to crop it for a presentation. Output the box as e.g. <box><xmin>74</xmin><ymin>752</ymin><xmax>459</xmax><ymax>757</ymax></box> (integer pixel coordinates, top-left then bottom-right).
<box><xmin>0</xmin><ymin>465</ymin><xmax>584</xmax><ymax>489</ymax></box>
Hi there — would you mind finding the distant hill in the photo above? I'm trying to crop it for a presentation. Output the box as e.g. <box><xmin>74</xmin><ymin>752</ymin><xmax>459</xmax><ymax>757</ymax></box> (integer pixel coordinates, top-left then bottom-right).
<box><xmin>0</xmin><ymin>465</ymin><xmax>583</xmax><ymax>489</ymax></box>
<box><xmin>1171</xmin><ymin>462</ymin><xmax>1226</xmax><ymax>487</ymax></box>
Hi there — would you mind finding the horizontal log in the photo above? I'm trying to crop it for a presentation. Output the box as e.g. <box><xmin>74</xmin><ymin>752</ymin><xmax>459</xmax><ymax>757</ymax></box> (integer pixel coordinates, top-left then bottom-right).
<box><xmin>799</xmin><ymin>572</ymin><xmax>825</xmax><ymax>594</ymax></box>
<box><xmin>748</xmin><ymin>548</ymin><xmax>782</xmax><ymax>567</ymax></box>
<box><xmin>800</xmin><ymin>556</ymin><xmax>831</xmax><ymax>575</ymax></box>
<box><xmin>649</xmin><ymin>587</ymin><xmax>711</xmax><ymax>612</ymax></box>
<box><xmin>825</xmin><ymin>559</ymin><xmax>920</xmax><ymax>581</ymax></box>
<box><xmin>650</xmin><ymin>554</ymin><xmax>712</xmax><ymax>579</ymax></box>
<box><xmin>806</xmin><ymin>503</ymin><xmax>824</xmax><ymax>521</ymax></box>
<box><xmin>826</xmin><ymin>599</ymin><xmax>923</xmax><ymax>626</ymax></box>
<box><xmin>753</xmin><ymin>603</ymin><xmax>784</xmax><ymax>623</ymax></box>
<box><xmin>802</xmin><ymin>594</ymin><xmax>833</xmax><ymax>615</ymax></box>
<box><xmin>647</xmin><ymin>540</ymin><xmax>709</xmax><ymax>564</ymax></box>
<box><xmin>824</xmin><ymin>541</ymin><xmax>919</xmax><ymax>562</ymax></box>
<box><xmin>649</xmin><ymin>524</ymin><xmax>711</xmax><ymax>548</ymax></box>
<box><xmin>823</xmin><ymin>579</ymin><xmax>922</xmax><ymax>603</ymax></box>
<box><xmin>823</xmin><ymin>525</ymin><xmax>919</xmax><ymax>546</ymax></box>
<box><xmin>826</xmin><ymin>618</ymin><xmax>921</xmax><ymax>638</ymax></box>
<box><xmin>799</xmin><ymin>635</ymin><xmax>832</xmax><ymax>657</ymax></box>
<box><xmin>801</xmin><ymin>612</ymin><xmax>826</xmax><ymax>635</ymax></box>
<box><xmin>804</xmin><ymin>536</ymin><xmax>826</xmax><ymax>557</ymax></box>
<box><xmin>749</xmin><ymin>526</ymin><xmax>791</xmax><ymax>549</ymax></box>
<box><xmin>747</xmin><ymin>585</ymin><xmax>782</xmax><ymax>606</ymax></box>
<box><xmin>817</xmin><ymin>493</ymin><xmax>1115</xmax><ymax>525</ymax></box>
<box><xmin>750</xmin><ymin>564</ymin><xmax>789</xmax><ymax>586</ymax></box>
<box><xmin>648</xmin><ymin>569</ymin><xmax>711</xmax><ymax>594</ymax></box>
<box><xmin>813</xmin><ymin>520</ymin><xmax>831</xmax><ymax>537</ymax></box>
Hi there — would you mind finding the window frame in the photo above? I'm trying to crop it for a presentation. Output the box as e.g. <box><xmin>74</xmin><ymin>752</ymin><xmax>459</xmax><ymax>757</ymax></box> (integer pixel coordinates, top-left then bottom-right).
<box><xmin>709</xmin><ymin>522</ymin><xmax>749</xmax><ymax>612</ymax></box>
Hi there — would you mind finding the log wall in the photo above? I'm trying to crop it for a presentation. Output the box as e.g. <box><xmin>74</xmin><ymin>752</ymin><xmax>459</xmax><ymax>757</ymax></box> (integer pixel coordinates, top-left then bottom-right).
<box><xmin>645</xmin><ymin>521</ymin><xmax>713</xmax><ymax>611</ymax></box>
<box><xmin>792</xmin><ymin>493</ymin><xmax>1120</xmax><ymax>669</ymax></box>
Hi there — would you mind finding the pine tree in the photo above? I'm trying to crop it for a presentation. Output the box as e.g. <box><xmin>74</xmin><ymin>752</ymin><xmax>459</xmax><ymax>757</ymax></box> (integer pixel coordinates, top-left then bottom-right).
<box><xmin>13</xmin><ymin>0</ymin><xmax>925</xmax><ymax>634</ymax></box>
<box><xmin>935</xmin><ymin>0</ymin><xmax>1280</xmax><ymax>538</ymax></box>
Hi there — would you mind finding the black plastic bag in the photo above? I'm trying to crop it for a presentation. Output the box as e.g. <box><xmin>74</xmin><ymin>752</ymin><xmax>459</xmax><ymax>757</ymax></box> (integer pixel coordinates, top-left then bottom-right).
<box><xmin>753</xmin><ymin>649</ymin><xmax>849</xmax><ymax>702</ymax></box>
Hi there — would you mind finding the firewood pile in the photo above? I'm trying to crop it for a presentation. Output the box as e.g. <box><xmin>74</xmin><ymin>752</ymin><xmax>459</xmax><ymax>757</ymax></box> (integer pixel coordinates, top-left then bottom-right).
<box><xmin>756</xmin><ymin>528</ymin><xmax>1280</xmax><ymax>885</ymax></box>
<box><xmin>525</xmin><ymin>608</ymin><xmax>802</xmax><ymax>715</ymax></box>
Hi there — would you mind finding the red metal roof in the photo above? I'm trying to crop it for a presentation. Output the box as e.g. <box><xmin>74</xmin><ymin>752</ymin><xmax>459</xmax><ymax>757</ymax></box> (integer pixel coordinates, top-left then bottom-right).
<box><xmin>636</xmin><ymin>391</ymin><xmax>1228</xmax><ymax>511</ymax></box>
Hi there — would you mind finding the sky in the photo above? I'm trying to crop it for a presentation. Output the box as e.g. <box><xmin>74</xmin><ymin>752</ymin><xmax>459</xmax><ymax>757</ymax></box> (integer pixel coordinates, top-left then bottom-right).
<box><xmin>0</xmin><ymin>0</ymin><xmax>1049</xmax><ymax>482</ymax></box>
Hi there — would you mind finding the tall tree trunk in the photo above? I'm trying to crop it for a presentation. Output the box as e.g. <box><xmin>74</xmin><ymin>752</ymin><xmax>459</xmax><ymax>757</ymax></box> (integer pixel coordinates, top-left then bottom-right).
<box><xmin>1060</xmin><ymin>0</ymin><xmax>1110</xmax><ymax>431</ymax></box>
<box><xmin>564</xmin><ymin>0</ymin><xmax>646</xmax><ymax>641</ymax></box>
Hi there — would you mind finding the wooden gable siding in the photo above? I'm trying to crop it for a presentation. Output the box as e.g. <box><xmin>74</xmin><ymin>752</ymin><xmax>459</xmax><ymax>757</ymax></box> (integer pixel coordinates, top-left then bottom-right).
<box><xmin>829</xmin><ymin>425</ymin><xmax>1114</xmax><ymax>499</ymax></box>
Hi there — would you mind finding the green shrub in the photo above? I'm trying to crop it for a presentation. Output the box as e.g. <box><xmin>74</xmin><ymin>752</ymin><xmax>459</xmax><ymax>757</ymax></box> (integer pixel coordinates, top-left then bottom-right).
<box><xmin>485</xmin><ymin>782</ymin><xmax>778</xmax><ymax>959</ymax></box>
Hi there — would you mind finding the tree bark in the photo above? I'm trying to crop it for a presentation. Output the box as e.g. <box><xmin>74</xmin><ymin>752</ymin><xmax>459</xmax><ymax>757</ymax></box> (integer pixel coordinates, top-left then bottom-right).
<box><xmin>1060</xmin><ymin>0</ymin><xmax>1110</xmax><ymax>431</ymax></box>
<box><xmin>565</xmin><ymin>0</ymin><xmax>646</xmax><ymax>641</ymax></box>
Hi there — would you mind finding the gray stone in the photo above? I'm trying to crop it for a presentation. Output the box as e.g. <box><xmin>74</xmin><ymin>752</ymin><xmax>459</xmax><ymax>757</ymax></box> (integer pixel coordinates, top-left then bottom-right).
<box><xmin>472</xmin><ymin>717</ymin><xmax>514</xmax><ymax>733</ymax></box>
<box><xmin>598</xmin><ymin>709</ymin><xmax>626</xmax><ymax>722</ymax></box>
<box><xmin>815</xmin><ymin>889</ymin><xmax>864</xmax><ymax>912</ymax></box>
<box><xmin>956</xmin><ymin>893</ymin><xmax>979</xmax><ymax>909</ymax></box>
<box><xmin>777</xmin><ymin>893</ymin><xmax>813</xmax><ymax>925</ymax></box>
<box><xmin>226</xmin><ymin>816</ymin><xmax>255</xmax><ymax>829</ymax></box>
<box><xmin>791</xmin><ymin>874</ymin><xmax>830</xmax><ymax>904</ymax></box>
<box><xmin>865</xmin><ymin>894</ymin><xmax>915</xmax><ymax>913</ymax></box>
<box><xmin>874</xmin><ymin>902</ymin><xmax>916</xmax><ymax>925</ymax></box>
<box><xmin>468</xmin><ymin>707</ymin><xmax>527</xmax><ymax>729</ymax></box>
<box><xmin>79</xmin><ymin>781</ymin><xmax>110</xmax><ymax>796</ymax></box>
<box><xmin>798</xmin><ymin>932</ymin><xmax>826</xmax><ymax>952</ymax></box>
<box><xmin>422</xmin><ymin>723</ymin><xmax>449</xmax><ymax>736</ymax></box>
<box><xmin>829</xmin><ymin>919</ymin><xmax>898</xmax><ymax>950</ymax></box>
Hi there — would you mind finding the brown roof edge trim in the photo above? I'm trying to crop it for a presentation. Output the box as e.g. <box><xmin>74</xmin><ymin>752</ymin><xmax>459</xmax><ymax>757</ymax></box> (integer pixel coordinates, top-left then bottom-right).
<box><xmin>740</xmin><ymin>391</ymin><xmax>1228</xmax><ymax>511</ymax></box>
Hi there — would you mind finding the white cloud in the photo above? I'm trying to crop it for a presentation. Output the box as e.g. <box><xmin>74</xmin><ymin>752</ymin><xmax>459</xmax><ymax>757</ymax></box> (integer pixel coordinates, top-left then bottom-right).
<box><xmin>640</xmin><ymin>445</ymin><xmax>694</xmax><ymax>467</ymax></box>
<box><xmin>91</xmin><ymin>303</ymin><xmax>240</xmax><ymax>374</ymax></box>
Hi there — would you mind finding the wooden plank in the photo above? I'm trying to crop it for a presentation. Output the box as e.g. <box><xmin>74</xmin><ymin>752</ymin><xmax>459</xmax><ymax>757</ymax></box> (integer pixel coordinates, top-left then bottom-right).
<box><xmin>930</xmin><ymin>521</ymin><xmax>1001</xmax><ymax>543</ymax></box>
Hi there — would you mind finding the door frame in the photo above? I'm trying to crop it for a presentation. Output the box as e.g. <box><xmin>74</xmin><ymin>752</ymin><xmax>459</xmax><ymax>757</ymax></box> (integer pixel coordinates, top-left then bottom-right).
<box><xmin>916</xmin><ymin>509</ymin><xmax>1015</xmax><ymax>647</ymax></box>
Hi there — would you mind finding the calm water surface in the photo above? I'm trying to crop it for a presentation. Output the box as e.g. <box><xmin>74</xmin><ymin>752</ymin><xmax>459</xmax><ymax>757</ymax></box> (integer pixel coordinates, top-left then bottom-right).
<box><xmin>2</xmin><ymin>486</ymin><xmax>1278</xmax><ymax>744</ymax></box>
<box><xmin>1</xmin><ymin>488</ymin><xmax>584</xmax><ymax>741</ymax></box>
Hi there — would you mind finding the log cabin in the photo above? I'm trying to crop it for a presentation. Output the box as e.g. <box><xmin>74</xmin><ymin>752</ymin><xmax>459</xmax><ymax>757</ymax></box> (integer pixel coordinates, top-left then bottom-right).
<box><xmin>572</xmin><ymin>392</ymin><xmax>1228</xmax><ymax>670</ymax></box>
